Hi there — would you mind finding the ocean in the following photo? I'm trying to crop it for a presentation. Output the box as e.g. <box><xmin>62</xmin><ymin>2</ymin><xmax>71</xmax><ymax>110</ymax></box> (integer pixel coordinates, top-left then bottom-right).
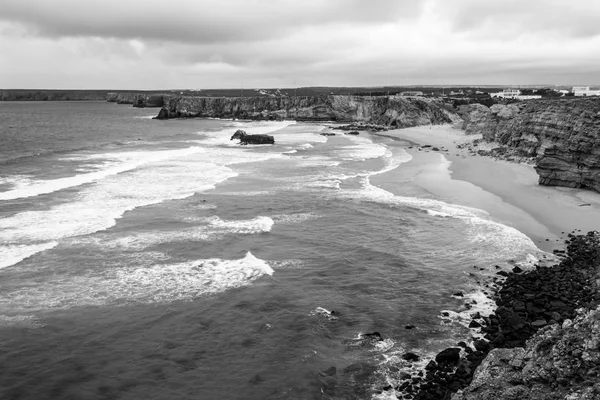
<box><xmin>0</xmin><ymin>101</ymin><xmax>546</xmax><ymax>399</ymax></box>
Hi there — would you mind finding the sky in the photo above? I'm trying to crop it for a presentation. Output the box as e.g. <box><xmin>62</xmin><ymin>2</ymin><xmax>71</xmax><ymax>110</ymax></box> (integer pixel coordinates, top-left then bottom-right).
<box><xmin>1</xmin><ymin>0</ymin><xmax>599</xmax><ymax>89</ymax></box>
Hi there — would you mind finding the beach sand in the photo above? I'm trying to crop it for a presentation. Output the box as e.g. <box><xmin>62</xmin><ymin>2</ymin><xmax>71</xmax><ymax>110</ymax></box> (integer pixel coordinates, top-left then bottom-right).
<box><xmin>375</xmin><ymin>124</ymin><xmax>600</xmax><ymax>253</ymax></box>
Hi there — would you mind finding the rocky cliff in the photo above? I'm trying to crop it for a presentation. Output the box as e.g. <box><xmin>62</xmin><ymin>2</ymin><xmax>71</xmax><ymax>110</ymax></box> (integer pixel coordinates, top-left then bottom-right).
<box><xmin>154</xmin><ymin>95</ymin><xmax>461</xmax><ymax>128</ymax></box>
<box><xmin>0</xmin><ymin>90</ymin><xmax>109</xmax><ymax>101</ymax></box>
<box><xmin>453</xmin><ymin>306</ymin><xmax>600</xmax><ymax>400</ymax></box>
<box><xmin>106</xmin><ymin>92</ymin><xmax>168</xmax><ymax>107</ymax></box>
<box><xmin>460</xmin><ymin>99</ymin><xmax>600</xmax><ymax>192</ymax></box>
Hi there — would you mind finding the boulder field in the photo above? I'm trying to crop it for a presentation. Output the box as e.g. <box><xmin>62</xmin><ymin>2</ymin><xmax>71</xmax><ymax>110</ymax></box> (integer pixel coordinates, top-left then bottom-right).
<box><xmin>389</xmin><ymin>231</ymin><xmax>600</xmax><ymax>400</ymax></box>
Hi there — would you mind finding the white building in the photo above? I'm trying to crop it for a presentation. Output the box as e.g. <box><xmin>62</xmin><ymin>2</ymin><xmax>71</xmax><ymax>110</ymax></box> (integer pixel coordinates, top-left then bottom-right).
<box><xmin>491</xmin><ymin>89</ymin><xmax>541</xmax><ymax>100</ymax></box>
<box><xmin>572</xmin><ymin>87</ymin><xmax>600</xmax><ymax>96</ymax></box>
<box><xmin>492</xmin><ymin>89</ymin><xmax>521</xmax><ymax>98</ymax></box>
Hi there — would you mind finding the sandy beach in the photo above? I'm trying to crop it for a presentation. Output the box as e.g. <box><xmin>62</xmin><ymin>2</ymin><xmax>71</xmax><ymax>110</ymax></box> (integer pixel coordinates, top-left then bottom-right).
<box><xmin>376</xmin><ymin>124</ymin><xmax>600</xmax><ymax>252</ymax></box>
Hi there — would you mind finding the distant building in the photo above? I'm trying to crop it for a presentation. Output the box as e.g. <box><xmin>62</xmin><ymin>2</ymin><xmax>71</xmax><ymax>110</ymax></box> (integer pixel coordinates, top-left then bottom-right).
<box><xmin>491</xmin><ymin>89</ymin><xmax>541</xmax><ymax>100</ymax></box>
<box><xmin>572</xmin><ymin>86</ymin><xmax>600</xmax><ymax>96</ymax></box>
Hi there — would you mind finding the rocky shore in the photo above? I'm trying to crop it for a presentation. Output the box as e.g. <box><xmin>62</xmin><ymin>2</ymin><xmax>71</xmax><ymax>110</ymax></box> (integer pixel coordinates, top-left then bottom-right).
<box><xmin>153</xmin><ymin>95</ymin><xmax>461</xmax><ymax>128</ymax></box>
<box><xmin>459</xmin><ymin>99</ymin><xmax>600</xmax><ymax>193</ymax></box>
<box><xmin>387</xmin><ymin>231</ymin><xmax>600</xmax><ymax>400</ymax></box>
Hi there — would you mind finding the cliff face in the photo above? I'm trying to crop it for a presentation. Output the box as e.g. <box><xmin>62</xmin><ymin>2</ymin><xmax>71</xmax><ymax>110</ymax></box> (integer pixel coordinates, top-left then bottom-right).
<box><xmin>155</xmin><ymin>95</ymin><xmax>461</xmax><ymax>128</ymax></box>
<box><xmin>106</xmin><ymin>92</ymin><xmax>168</xmax><ymax>107</ymax></box>
<box><xmin>453</xmin><ymin>306</ymin><xmax>600</xmax><ymax>400</ymax></box>
<box><xmin>460</xmin><ymin>99</ymin><xmax>600</xmax><ymax>192</ymax></box>
<box><xmin>0</xmin><ymin>90</ymin><xmax>109</xmax><ymax>101</ymax></box>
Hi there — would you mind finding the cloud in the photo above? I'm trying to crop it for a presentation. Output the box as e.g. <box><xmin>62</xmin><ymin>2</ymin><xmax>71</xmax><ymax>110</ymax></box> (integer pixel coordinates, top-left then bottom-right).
<box><xmin>434</xmin><ymin>0</ymin><xmax>600</xmax><ymax>39</ymax></box>
<box><xmin>0</xmin><ymin>0</ymin><xmax>421</xmax><ymax>43</ymax></box>
<box><xmin>1</xmin><ymin>0</ymin><xmax>599</xmax><ymax>89</ymax></box>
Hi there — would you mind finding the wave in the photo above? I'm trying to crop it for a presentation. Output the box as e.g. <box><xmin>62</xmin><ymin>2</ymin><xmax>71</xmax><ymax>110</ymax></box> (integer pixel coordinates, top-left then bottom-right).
<box><xmin>335</xmin><ymin>135</ymin><xmax>388</xmax><ymax>161</ymax></box>
<box><xmin>0</xmin><ymin>242</ymin><xmax>59</xmax><ymax>270</ymax></box>
<box><xmin>0</xmin><ymin>252</ymin><xmax>274</xmax><ymax>311</ymax></box>
<box><xmin>113</xmin><ymin>251</ymin><xmax>274</xmax><ymax>303</ymax></box>
<box><xmin>0</xmin><ymin>147</ymin><xmax>206</xmax><ymax>201</ymax></box>
<box><xmin>351</xmin><ymin>177</ymin><xmax>542</xmax><ymax>263</ymax></box>
<box><xmin>0</xmin><ymin>155</ymin><xmax>237</xmax><ymax>269</ymax></box>
<box><xmin>77</xmin><ymin>216</ymin><xmax>274</xmax><ymax>250</ymax></box>
<box><xmin>207</xmin><ymin>216</ymin><xmax>274</xmax><ymax>234</ymax></box>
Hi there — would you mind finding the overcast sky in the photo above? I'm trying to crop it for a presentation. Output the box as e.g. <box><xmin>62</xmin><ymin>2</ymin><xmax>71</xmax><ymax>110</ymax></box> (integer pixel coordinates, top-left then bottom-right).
<box><xmin>1</xmin><ymin>0</ymin><xmax>599</xmax><ymax>89</ymax></box>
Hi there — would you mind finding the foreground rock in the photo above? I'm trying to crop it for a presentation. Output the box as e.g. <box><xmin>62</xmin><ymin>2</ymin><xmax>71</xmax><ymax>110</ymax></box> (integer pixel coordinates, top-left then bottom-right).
<box><xmin>154</xmin><ymin>95</ymin><xmax>461</xmax><ymax>128</ymax></box>
<box><xmin>230</xmin><ymin>129</ymin><xmax>274</xmax><ymax>145</ymax></box>
<box><xmin>460</xmin><ymin>99</ymin><xmax>600</xmax><ymax>193</ymax></box>
<box><xmin>402</xmin><ymin>231</ymin><xmax>600</xmax><ymax>399</ymax></box>
<box><xmin>453</xmin><ymin>307</ymin><xmax>600</xmax><ymax>400</ymax></box>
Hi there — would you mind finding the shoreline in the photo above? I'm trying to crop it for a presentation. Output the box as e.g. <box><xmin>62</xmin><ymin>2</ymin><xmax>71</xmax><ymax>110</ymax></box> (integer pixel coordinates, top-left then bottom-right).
<box><xmin>369</xmin><ymin>123</ymin><xmax>600</xmax><ymax>399</ymax></box>
<box><xmin>373</xmin><ymin>124</ymin><xmax>600</xmax><ymax>253</ymax></box>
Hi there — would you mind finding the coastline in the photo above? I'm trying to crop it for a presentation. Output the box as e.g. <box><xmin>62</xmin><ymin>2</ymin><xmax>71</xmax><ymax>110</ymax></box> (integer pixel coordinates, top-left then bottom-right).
<box><xmin>374</xmin><ymin>124</ymin><xmax>600</xmax><ymax>252</ymax></box>
<box><xmin>370</xmin><ymin>123</ymin><xmax>600</xmax><ymax>399</ymax></box>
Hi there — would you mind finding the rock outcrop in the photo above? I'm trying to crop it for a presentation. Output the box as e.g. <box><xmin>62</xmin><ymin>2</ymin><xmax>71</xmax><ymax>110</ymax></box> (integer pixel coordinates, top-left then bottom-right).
<box><xmin>460</xmin><ymin>99</ymin><xmax>600</xmax><ymax>192</ymax></box>
<box><xmin>106</xmin><ymin>92</ymin><xmax>168</xmax><ymax>107</ymax></box>
<box><xmin>230</xmin><ymin>129</ymin><xmax>275</xmax><ymax>145</ymax></box>
<box><xmin>154</xmin><ymin>95</ymin><xmax>461</xmax><ymax>128</ymax></box>
<box><xmin>453</xmin><ymin>307</ymin><xmax>600</xmax><ymax>400</ymax></box>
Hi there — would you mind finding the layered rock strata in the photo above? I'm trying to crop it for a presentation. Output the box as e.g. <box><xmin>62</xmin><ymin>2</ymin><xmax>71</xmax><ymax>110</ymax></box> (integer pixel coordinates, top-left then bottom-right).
<box><xmin>460</xmin><ymin>99</ymin><xmax>600</xmax><ymax>192</ymax></box>
<box><xmin>154</xmin><ymin>95</ymin><xmax>461</xmax><ymax>128</ymax></box>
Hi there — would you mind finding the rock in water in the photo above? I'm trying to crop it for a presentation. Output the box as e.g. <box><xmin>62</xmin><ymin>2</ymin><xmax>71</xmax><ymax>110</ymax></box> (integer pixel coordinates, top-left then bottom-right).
<box><xmin>230</xmin><ymin>130</ymin><xmax>275</xmax><ymax>145</ymax></box>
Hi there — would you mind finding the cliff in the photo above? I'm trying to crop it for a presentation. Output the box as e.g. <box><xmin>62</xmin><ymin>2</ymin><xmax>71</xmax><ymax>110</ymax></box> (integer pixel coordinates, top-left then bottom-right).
<box><xmin>0</xmin><ymin>90</ymin><xmax>109</xmax><ymax>101</ymax></box>
<box><xmin>154</xmin><ymin>95</ymin><xmax>462</xmax><ymax>128</ymax></box>
<box><xmin>460</xmin><ymin>99</ymin><xmax>600</xmax><ymax>192</ymax></box>
<box><xmin>106</xmin><ymin>92</ymin><xmax>169</xmax><ymax>107</ymax></box>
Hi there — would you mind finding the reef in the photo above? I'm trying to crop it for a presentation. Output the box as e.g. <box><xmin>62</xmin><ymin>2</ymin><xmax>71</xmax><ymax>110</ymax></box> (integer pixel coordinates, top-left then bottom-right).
<box><xmin>153</xmin><ymin>95</ymin><xmax>461</xmax><ymax>128</ymax></box>
<box><xmin>460</xmin><ymin>98</ymin><xmax>600</xmax><ymax>193</ymax></box>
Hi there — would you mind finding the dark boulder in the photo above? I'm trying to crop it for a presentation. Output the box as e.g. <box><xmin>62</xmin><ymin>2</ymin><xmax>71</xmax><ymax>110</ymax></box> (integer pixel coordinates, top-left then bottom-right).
<box><xmin>402</xmin><ymin>352</ymin><xmax>420</xmax><ymax>362</ymax></box>
<box><xmin>435</xmin><ymin>347</ymin><xmax>461</xmax><ymax>365</ymax></box>
<box><xmin>230</xmin><ymin>129</ymin><xmax>275</xmax><ymax>145</ymax></box>
<box><xmin>154</xmin><ymin>108</ymin><xmax>170</xmax><ymax>120</ymax></box>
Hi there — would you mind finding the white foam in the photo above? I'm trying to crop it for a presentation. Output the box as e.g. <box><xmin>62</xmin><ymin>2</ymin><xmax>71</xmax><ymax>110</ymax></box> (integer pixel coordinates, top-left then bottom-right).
<box><xmin>0</xmin><ymin>242</ymin><xmax>59</xmax><ymax>270</ymax></box>
<box><xmin>335</xmin><ymin>136</ymin><xmax>388</xmax><ymax>161</ymax></box>
<box><xmin>207</xmin><ymin>216</ymin><xmax>274</xmax><ymax>234</ymax></box>
<box><xmin>271</xmin><ymin>212</ymin><xmax>318</xmax><ymax>224</ymax></box>
<box><xmin>86</xmin><ymin>216</ymin><xmax>274</xmax><ymax>250</ymax></box>
<box><xmin>114</xmin><ymin>251</ymin><xmax>274</xmax><ymax>302</ymax></box>
<box><xmin>0</xmin><ymin>147</ymin><xmax>205</xmax><ymax>201</ymax></box>
<box><xmin>0</xmin><ymin>252</ymin><xmax>275</xmax><ymax>311</ymax></box>
<box><xmin>309</xmin><ymin>306</ymin><xmax>338</xmax><ymax>320</ymax></box>
<box><xmin>0</xmin><ymin>150</ymin><xmax>238</xmax><ymax>269</ymax></box>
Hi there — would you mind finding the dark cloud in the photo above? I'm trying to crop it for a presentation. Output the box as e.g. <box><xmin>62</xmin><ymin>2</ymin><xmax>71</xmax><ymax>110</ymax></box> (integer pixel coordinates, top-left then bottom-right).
<box><xmin>0</xmin><ymin>0</ymin><xmax>422</xmax><ymax>43</ymax></box>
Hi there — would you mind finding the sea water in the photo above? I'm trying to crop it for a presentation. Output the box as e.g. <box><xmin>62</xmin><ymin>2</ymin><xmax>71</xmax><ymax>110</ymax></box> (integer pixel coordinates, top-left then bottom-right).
<box><xmin>0</xmin><ymin>102</ymin><xmax>545</xmax><ymax>399</ymax></box>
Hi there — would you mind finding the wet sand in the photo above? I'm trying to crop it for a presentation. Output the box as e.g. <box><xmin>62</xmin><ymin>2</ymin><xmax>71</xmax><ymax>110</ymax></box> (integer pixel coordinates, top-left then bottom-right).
<box><xmin>377</xmin><ymin>124</ymin><xmax>600</xmax><ymax>252</ymax></box>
